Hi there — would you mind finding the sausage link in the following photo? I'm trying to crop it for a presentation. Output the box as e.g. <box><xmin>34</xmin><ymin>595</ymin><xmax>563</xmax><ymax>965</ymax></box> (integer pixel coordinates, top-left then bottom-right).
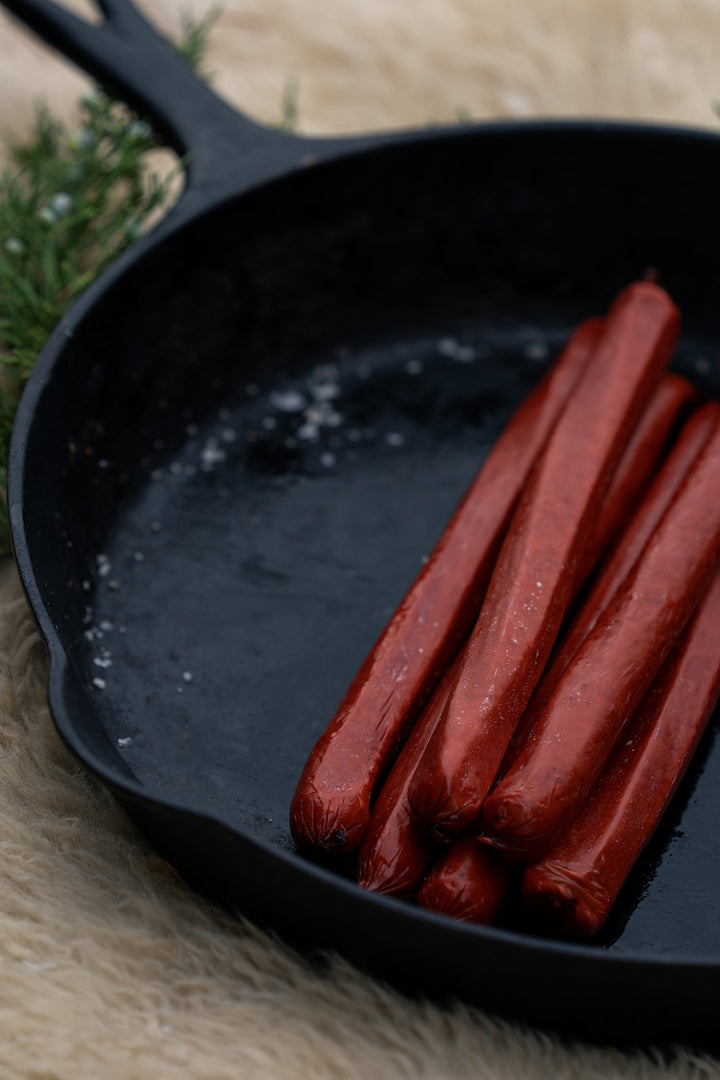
<box><xmin>482</xmin><ymin>411</ymin><xmax>720</xmax><ymax>862</ymax></box>
<box><xmin>521</xmin><ymin>565</ymin><xmax>720</xmax><ymax>938</ymax></box>
<box><xmin>499</xmin><ymin>399</ymin><xmax>720</xmax><ymax>775</ymax></box>
<box><xmin>417</xmin><ymin>836</ymin><xmax>511</xmax><ymax>924</ymax></box>
<box><xmin>575</xmin><ymin>373</ymin><xmax>696</xmax><ymax>588</ymax></box>
<box><xmin>289</xmin><ymin>319</ymin><xmax>601</xmax><ymax>853</ymax></box>
<box><xmin>356</xmin><ymin>659</ymin><xmax>461</xmax><ymax>897</ymax></box>
<box><xmin>408</xmin><ymin>282</ymin><xmax>679</xmax><ymax>842</ymax></box>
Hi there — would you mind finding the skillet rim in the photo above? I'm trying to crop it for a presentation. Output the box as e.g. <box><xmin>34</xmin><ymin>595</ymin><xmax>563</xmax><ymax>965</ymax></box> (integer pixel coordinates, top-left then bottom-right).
<box><xmin>9</xmin><ymin>116</ymin><xmax>720</xmax><ymax>985</ymax></box>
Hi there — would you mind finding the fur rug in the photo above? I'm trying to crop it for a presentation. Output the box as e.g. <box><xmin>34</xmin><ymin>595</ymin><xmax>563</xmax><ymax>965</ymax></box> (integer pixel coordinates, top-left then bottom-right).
<box><xmin>1</xmin><ymin>1</ymin><xmax>720</xmax><ymax>1076</ymax></box>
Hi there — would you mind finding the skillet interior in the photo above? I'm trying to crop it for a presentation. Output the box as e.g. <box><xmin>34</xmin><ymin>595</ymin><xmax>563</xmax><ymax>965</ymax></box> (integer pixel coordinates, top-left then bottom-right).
<box><xmin>14</xmin><ymin>123</ymin><xmax>720</xmax><ymax>1042</ymax></box>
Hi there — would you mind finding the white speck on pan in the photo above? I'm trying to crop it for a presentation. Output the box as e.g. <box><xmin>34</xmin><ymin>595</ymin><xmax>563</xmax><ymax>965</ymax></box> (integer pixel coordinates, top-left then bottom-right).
<box><xmin>92</xmin><ymin>677</ymin><xmax>106</xmax><ymax>690</ymax></box>
<box><xmin>297</xmin><ymin>421</ymin><xmax>319</xmax><ymax>442</ymax></box>
<box><xmin>182</xmin><ymin>671</ymin><xmax>193</xmax><ymax>683</ymax></box>
<box><xmin>117</xmin><ymin>736</ymin><xmax>133</xmax><ymax>747</ymax></box>
<box><xmin>310</xmin><ymin>380</ymin><xmax>340</xmax><ymax>403</ymax></box>
<box><xmin>269</xmin><ymin>389</ymin><xmax>307</xmax><ymax>413</ymax></box>
<box><xmin>437</xmin><ymin>337</ymin><xmax>476</xmax><ymax>363</ymax></box>
<box><xmin>133</xmin><ymin>551</ymin><xmax>145</xmax><ymax>563</ymax></box>
<box><xmin>525</xmin><ymin>341</ymin><xmax>549</xmax><ymax>361</ymax></box>
<box><xmin>385</xmin><ymin>432</ymin><xmax>405</xmax><ymax>447</ymax></box>
<box><xmin>200</xmin><ymin>438</ymin><xmax>228</xmax><ymax>468</ymax></box>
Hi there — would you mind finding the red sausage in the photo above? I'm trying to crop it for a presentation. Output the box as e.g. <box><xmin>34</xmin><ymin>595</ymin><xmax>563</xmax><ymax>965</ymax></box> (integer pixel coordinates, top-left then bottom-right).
<box><xmin>521</xmin><ymin>564</ymin><xmax>720</xmax><ymax>939</ymax></box>
<box><xmin>575</xmin><ymin>373</ymin><xmax>696</xmax><ymax>588</ymax></box>
<box><xmin>356</xmin><ymin>659</ymin><xmax>461</xmax><ymax>897</ymax></box>
<box><xmin>417</xmin><ymin>836</ymin><xmax>511</xmax><ymax>924</ymax></box>
<box><xmin>482</xmin><ymin>410</ymin><xmax>720</xmax><ymax>862</ymax></box>
<box><xmin>289</xmin><ymin>319</ymin><xmax>601</xmax><ymax>853</ymax></box>
<box><xmin>499</xmin><ymin>399</ymin><xmax>720</xmax><ymax>774</ymax></box>
<box><xmin>408</xmin><ymin>282</ymin><xmax>679</xmax><ymax>842</ymax></box>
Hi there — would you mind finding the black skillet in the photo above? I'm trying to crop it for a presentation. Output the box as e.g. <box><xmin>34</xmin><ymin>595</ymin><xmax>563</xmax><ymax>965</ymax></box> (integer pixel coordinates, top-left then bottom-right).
<box><xmin>5</xmin><ymin>0</ymin><xmax>720</xmax><ymax>1049</ymax></box>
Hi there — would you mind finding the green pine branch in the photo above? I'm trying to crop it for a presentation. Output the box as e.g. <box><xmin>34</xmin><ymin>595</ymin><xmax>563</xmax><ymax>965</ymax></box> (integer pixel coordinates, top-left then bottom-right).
<box><xmin>0</xmin><ymin>6</ymin><xmax>261</xmax><ymax>555</ymax></box>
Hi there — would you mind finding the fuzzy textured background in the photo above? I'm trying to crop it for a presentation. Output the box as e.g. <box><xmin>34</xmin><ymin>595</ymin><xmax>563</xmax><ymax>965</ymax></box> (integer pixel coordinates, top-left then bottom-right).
<box><xmin>1</xmin><ymin>1</ymin><xmax>720</xmax><ymax>1077</ymax></box>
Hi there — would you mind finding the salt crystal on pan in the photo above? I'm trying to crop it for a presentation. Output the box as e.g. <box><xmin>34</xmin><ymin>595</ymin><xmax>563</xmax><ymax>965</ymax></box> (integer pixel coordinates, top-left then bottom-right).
<box><xmin>525</xmin><ymin>341</ymin><xmax>549</xmax><ymax>361</ymax></box>
<box><xmin>92</xmin><ymin>677</ymin><xmax>106</xmax><ymax>690</ymax></box>
<box><xmin>182</xmin><ymin>671</ymin><xmax>193</xmax><ymax>683</ymax></box>
<box><xmin>437</xmin><ymin>337</ymin><xmax>475</xmax><ymax>363</ymax></box>
<box><xmin>117</xmin><ymin>736</ymin><xmax>133</xmax><ymax>748</ymax></box>
<box><xmin>310</xmin><ymin>380</ymin><xmax>340</xmax><ymax>402</ymax></box>
<box><xmin>269</xmin><ymin>389</ymin><xmax>306</xmax><ymax>413</ymax></box>
<box><xmin>200</xmin><ymin>439</ymin><xmax>227</xmax><ymax>467</ymax></box>
<box><xmin>297</xmin><ymin>422</ymin><xmax>319</xmax><ymax>442</ymax></box>
<box><xmin>385</xmin><ymin>432</ymin><xmax>405</xmax><ymax>447</ymax></box>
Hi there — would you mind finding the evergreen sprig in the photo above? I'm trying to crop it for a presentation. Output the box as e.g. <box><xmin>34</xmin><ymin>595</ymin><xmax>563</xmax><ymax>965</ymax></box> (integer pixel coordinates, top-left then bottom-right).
<box><xmin>0</xmin><ymin>10</ymin><xmax>220</xmax><ymax>553</ymax></box>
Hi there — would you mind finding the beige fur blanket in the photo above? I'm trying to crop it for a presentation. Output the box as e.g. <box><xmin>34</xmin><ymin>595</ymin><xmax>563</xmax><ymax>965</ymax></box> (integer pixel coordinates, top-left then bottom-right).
<box><xmin>1</xmin><ymin>1</ymin><xmax>720</xmax><ymax>1076</ymax></box>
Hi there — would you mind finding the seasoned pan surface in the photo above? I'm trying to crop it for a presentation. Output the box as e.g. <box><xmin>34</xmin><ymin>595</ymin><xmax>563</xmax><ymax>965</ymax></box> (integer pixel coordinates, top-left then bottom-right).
<box><xmin>6</xmin><ymin>0</ymin><xmax>720</xmax><ymax>1043</ymax></box>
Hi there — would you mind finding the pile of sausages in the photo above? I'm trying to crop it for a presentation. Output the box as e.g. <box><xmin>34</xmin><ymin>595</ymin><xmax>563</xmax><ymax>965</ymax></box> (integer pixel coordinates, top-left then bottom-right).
<box><xmin>289</xmin><ymin>281</ymin><xmax>720</xmax><ymax>939</ymax></box>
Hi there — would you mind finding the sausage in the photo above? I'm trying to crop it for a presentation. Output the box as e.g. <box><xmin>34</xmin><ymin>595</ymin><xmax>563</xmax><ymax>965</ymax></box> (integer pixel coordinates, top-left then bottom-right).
<box><xmin>357</xmin><ymin>381</ymin><xmax>701</xmax><ymax>895</ymax></box>
<box><xmin>356</xmin><ymin>659</ymin><xmax>461</xmax><ymax>897</ymax></box>
<box><xmin>417</xmin><ymin>836</ymin><xmax>511</xmax><ymax>924</ymax></box>
<box><xmin>574</xmin><ymin>373</ymin><xmax>696</xmax><ymax>589</ymax></box>
<box><xmin>521</xmin><ymin>564</ymin><xmax>720</xmax><ymax>939</ymax></box>
<box><xmin>482</xmin><ymin>410</ymin><xmax>720</xmax><ymax>862</ymax></box>
<box><xmin>499</xmin><ymin>399</ymin><xmax>720</xmax><ymax>775</ymax></box>
<box><xmin>289</xmin><ymin>318</ymin><xmax>601</xmax><ymax>853</ymax></box>
<box><xmin>408</xmin><ymin>282</ymin><xmax>679</xmax><ymax>842</ymax></box>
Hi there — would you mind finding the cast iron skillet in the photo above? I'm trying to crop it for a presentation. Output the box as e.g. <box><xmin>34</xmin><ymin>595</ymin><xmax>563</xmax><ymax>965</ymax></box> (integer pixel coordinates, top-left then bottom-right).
<box><xmin>5</xmin><ymin>0</ymin><xmax>720</xmax><ymax>1048</ymax></box>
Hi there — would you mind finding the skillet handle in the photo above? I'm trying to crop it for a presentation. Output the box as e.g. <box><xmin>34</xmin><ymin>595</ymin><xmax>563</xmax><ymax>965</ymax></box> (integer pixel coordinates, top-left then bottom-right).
<box><xmin>1</xmin><ymin>0</ymin><xmax>297</xmax><ymax>187</ymax></box>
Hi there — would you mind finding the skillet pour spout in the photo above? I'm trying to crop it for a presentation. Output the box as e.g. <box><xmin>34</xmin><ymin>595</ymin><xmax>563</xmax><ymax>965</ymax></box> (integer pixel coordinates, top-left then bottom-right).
<box><xmin>5</xmin><ymin>0</ymin><xmax>720</xmax><ymax>1050</ymax></box>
